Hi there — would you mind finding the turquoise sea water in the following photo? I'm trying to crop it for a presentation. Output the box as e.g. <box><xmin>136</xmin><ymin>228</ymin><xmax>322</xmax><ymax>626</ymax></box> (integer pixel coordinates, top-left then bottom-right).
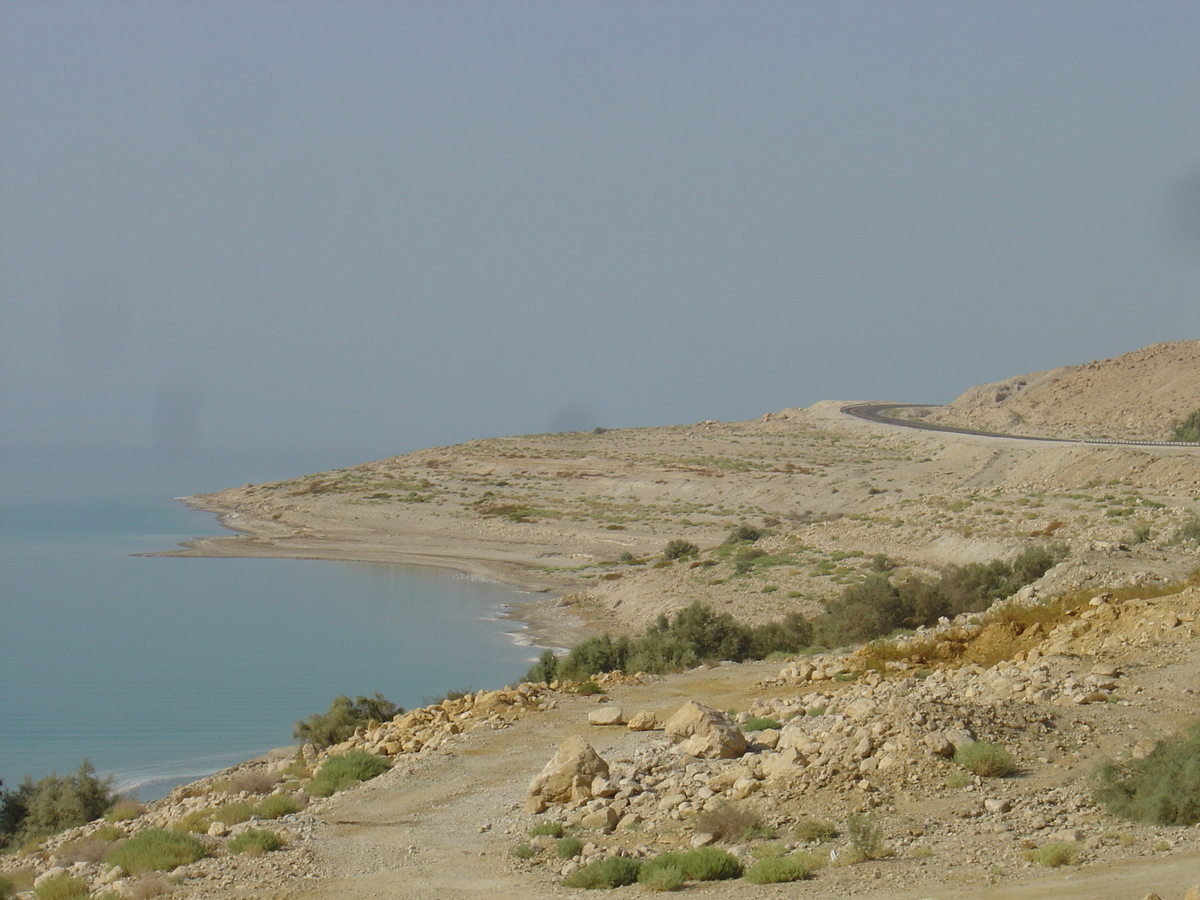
<box><xmin>0</xmin><ymin>448</ymin><xmax>538</xmax><ymax>799</ymax></box>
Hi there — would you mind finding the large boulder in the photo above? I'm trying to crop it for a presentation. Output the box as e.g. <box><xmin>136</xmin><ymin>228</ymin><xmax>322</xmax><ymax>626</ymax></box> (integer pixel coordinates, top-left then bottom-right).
<box><xmin>527</xmin><ymin>735</ymin><xmax>610</xmax><ymax>813</ymax></box>
<box><xmin>664</xmin><ymin>701</ymin><xmax>748</xmax><ymax>759</ymax></box>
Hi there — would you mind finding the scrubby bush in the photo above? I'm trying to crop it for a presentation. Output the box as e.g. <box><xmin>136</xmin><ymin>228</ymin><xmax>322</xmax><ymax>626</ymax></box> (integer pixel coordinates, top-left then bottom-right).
<box><xmin>536</xmin><ymin>602</ymin><xmax>814</xmax><ymax>682</ymax></box>
<box><xmin>528</xmin><ymin>821</ymin><xmax>563</xmax><ymax>838</ymax></box>
<box><xmin>0</xmin><ymin>761</ymin><xmax>117</xmax><ymax>850</ymax></box>
<box><xmin>814</xmin><ymin>545</ymin><xmax>1065</xmax><ymax>648</ymax></box>
<box><xmin>54</xmin><ymin>836</ymin><xmax>118</xmax><ymax>864</ymax></box>
<box><xmin>0</xmin><ymin>876</ymin><xmax>14</xmax><ymax>900</ymax></box>
<box><xmin>104</xmin><ymin>798</ymin><xmax>145</xmax><ymax>822</ymax></box>
<box><xmin>1093</xmin><ymin>719</ymin><xmax>1200</xmax><ymax>825</ymax></box>
<box><xmin>214</xmin><ymin>800</ymin><xmax>254</xmax><ymax>826</ymax></box>
<box><xmin>672</xmin><ymin>847</ymin><xmax>743</xmax><ymax>881</ymax></box>
<box><xmin>638</xmin><ymin>862</ymin><xmax>684</xmax><ymax>891</ymax></box>
<box><xmin>1025</xmin><ymin>842</ymin><xmax>1077</xmax><ymax>867</ymax></box>
<box><xmin>745</xmin><ymin>856</ymin><xmax>810</xmax><ymax>884</ymax></box>
<box><xmin>293</xmin><ymin>694</ymin><xmax>402</xmax><ymax>749</ymax></box>
<box><xmin>954</xmin><ymin>741</ymin><xmax>1017</xmax><ymax>777</ymax></box>
<box><xmin>1170</xmin><ymin>408</ymin><xmax>1200</xmax><ymax>442</ymax></box>
<box><xmin>105</xmin><ymin>828</ymin><xmax>207</xmax><ymax>874</ymax></box>
<box><xmin>228</xmin><ymin>828</ymin><xmax>284</xmax><ymax>855</ymax></box>
<box><xmin>694</xmin><ymin>802</ymin><xmax>768</xmax><ymax>842</ymax></box>
<box><xmin>1171</xmin><ymin>516</ymin><xmax>1200</xmax><ymax>546</ymax></box>
<box><xmin>556</xmin><ymin>836</ymin><xmax>583</xmax><ymax>859</ymax></box>
<box><xmin>256</xmin><ymin>793</ymin><xmax>303</xmax><ymax>820</ymax></box>
<box><xmin>742</xmin><ymin>717</ymin><xmax>782</xmax><ymax>732</ymax></box>
<box><xmin>526</xmin><ymin>649</ymin><xmax>558</xmax><ymax>685</ymax></box>
<box><xmin>844</xmin><ymin>815</ymin><xmax>892</xmax><ymax>862</ymax></box>
<box><xmin>224</xmin><ymin>770</ymin><xmax>279</xmax><ymax>795</ymax></box>
<box><xmin>32</xmin><ymin>873</ymin><xmax>90</xmax><ymax>900</ymax></box>
<box><xmin>724</xmin><ymin>525</ymin><xmax>766</xmax><ymax>544</ymax></box>
<box><xmin>561</xmin><ymin>855</ymin><xmax>642</xmax><ymax>888</ymax></box>
<box><xmin>793</xmin><ymin>819</ymin><xmax>839</xmax><ymax>842</ymax></box>
<box><xmin>305</xmin><ymin>750</ymin><xmax>389</xmax><ymax>797</ymax></box>
<box><xmin>663</xmin><ymin>539</ymin><xmax>699</xmax><ymax>560</ymax></box>
<box><xmin>510</xmin><ymin>842</ymin><xmax>535</xmax><ymax>859</ymax></box>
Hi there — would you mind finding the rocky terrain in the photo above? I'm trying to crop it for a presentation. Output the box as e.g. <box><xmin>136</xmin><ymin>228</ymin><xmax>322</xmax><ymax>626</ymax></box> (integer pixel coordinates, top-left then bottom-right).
<box><xmin>918</xmin><ymin>340</ymin><xmax>1200</xmax><ymax>442</ymax></box>
<box><xmin>4</xmin><ymin>341</ymin><xmax>1200</xmax><ymax>899</ymax></box>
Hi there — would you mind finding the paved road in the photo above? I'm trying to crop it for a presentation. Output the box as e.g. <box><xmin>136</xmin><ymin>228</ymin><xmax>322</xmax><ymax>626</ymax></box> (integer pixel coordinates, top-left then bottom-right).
<box><xmin>842</xmin><ymin>403</ymin><xmax>1200</xmax><ymax>448</ymax></box>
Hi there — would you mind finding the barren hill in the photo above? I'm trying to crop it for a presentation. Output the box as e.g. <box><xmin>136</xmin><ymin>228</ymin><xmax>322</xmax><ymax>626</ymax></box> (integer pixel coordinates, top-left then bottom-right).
<box><xmin>920</xmin><ymin>340</ymin><xmax>1200</xmax><ymax>441</ymax></box>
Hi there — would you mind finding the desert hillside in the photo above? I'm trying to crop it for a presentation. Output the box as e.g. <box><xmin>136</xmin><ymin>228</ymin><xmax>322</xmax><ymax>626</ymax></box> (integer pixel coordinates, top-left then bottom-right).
<box><xmin>919</xmin><ymin>340</ymin><xmax>1200</xmax><ymax>441</ymax></box>
<box><xmin>7</xmin><ymin>342</ymin><xmax>1198</xmax><ymax>900</ymax></box>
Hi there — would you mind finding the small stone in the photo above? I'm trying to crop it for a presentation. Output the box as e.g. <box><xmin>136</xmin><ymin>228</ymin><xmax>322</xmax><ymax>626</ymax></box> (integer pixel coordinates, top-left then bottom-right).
<box><xmin>984</xmin><ymin>798</ymin><xmax>1011</xmax><ymax>814</ymax></box>
<box><xmin>691</xmin><ymin>832</ymin><xmax>717</xmax><ymax>848</ymax></box>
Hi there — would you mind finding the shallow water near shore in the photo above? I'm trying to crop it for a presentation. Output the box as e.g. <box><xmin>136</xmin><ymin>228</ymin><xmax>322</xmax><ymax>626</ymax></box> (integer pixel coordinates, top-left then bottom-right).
<box><xmin>0</xmin><ymin>447</ymin><xmax>537</xmax><ymax>800</ymax></box>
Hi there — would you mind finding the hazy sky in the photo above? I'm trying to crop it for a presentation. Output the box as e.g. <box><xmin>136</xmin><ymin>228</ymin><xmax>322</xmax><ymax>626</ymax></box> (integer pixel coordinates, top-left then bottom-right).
<box><xmin>2</xmin><ymin>1</ymin><xmax>1199</xmax><ymax>463</ymax></box>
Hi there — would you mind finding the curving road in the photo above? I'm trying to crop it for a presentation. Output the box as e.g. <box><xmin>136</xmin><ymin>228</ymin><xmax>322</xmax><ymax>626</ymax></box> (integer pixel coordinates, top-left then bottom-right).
<box><xmin>841</xmin><ymin>403</ymin><xmax>1200</xmax><ymax>448</ymax></box>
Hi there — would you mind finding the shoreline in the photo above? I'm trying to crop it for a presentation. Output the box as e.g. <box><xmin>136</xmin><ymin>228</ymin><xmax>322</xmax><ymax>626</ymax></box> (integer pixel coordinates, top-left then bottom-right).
<box><xmin>157</xmin><ymin>495</ymin><xmax>598</xmax><ymax>653</ymax></box>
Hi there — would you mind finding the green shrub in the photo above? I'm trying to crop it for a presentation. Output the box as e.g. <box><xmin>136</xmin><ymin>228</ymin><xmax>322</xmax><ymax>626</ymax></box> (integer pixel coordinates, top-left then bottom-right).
<box><xmin>1171</xmin><ymin>517</ymin><xmax>1200</xmax><ymax>546</ymax></box>
<box><xmin>105</xmin><ymin>828</ymin><xmax>207</xmax><ymax>874</ymax></box>
<box><xmin>742</xmin><ymin>717</ymin><xmax>782</xmax><ymax>732</ymax></box>
<box><xmin>663</xmin><ymin>540</ymin><xmax>699</xmax><ymax>560</ymax></box>
<box><xmin>529</xmin><ymin>821</ymin><xmax>563</xmax><ymax>838</ymax></box>
<box><xmin>954</xmin><ymin>741</ymin><xmax>1016</xmax><ymax>777</ymax></box>
<box><xmin>214</xmin><ymin>800</ymin><xmax>254</xmax><ymax>826</ymax></box>
<box><xmin>561</xmin><ymin>855</ymin><xmax>642</xmax><ymax>888</ymax></box>
<box><xmin>510</xmin><ymin>842</ymin><xmax>535</xmax><ymax>859</ymax></box>
<box><xmin>0</xmin><ymin>875</ymin><xmax>14</xmax><ymax>900</ymax></box>
<box><xmin>1025</xmin><ymin>842</ymin><xmax>1077</xmax><ymax>867</ymax></box>
<box><xmin>1170</xmin><ymin>409</ymin><xmax>1200</xmax><ymax>442</ymax></box>
<box><xmin>293</xmin><ymin>693</ymin><xmax>402</xmax><ymax>749</ymax></box>
<box><xmin>255</xmin><ymin>793</ymin><xmax>303</xmax><ymax>820</ymax></box>
<box><xmin>228</xmin><ymin>828</ymin><xmax>284</xmax><ymax>855</ymax></box>
<box><xmin>677</xmin><ymin>846</ymin><xmax>743</xmax><ymax>880</ymax></box>
<box><xmin>745</xmin><ymin>856</ymin><xmax>810</xmax><ymax>884</ymax></box>
<box><xmin>0</xmin><ymin>761</ymin><xmax>117</xmax><ymax>850</ymax></box>
<box><xmin>33</xmin><ymin>873</ymin><xmax>90</xmax><ymax>900</ymax></box>
<box><xmin>724</xmin><ymin>525</ymin><xmax>765</xmax><ymax>544</ymax></box>
<box><xmin>223</xmin><ymin>770</ymin><xmax>280</xmax><ymax>795</ymax></box>
<box><xmin>793</xmin><ymin>819</ymin><xmax>839</xmax><ymax>842</ymax></box>
<box><xmin>104</xmin><ymin>798</ymin><xmax>145</xmax><ymax>822</ymax></box>
<box><xmin>306</xmin><ymin>750</ymin><xmax>390</xmax><ymax>797</ymax></box>
<box><xmin>638</xmin><ymin>862</ymin><xmax>684</xmax><ymax>891</ymax></box>
<box><xmin>1093</xmin><ymin>720</ymin><xmax>1200</xmax><ymax>825</ymax></box>
<box><xmin>525</xmin><ymin>649</ymin><xmax>558</xmax><ymax>685</ymax></box>
<box><xmin>845</xmin><ymin>815</ymin><xmax>892</xmax><ymax>862</ymax></box>
<box><xmin>556</xmin><ymin>836</ymin><xmax>583</xmax><ymax>859</ymax></box>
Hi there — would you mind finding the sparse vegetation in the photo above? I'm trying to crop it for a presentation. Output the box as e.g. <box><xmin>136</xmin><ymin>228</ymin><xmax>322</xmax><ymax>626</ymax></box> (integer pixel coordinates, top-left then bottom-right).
<box><xmin>1093</xmin><ymin>719</ymin><xmax>1200</xmax><ymax>825</ymax></box>
<box><xmin>556</xmin><ymin>836</ymin><xmax>583</xmax><ymax>859</ymax></box>
<box><xmin>529</xmin><ymin>601</ymin><xmax>814</xmax><ymax>682</ymax></box>
<box><xmin>843</xmin><ymin>815</ymin><xmax>893</xmax><ymax>862</ymax></box>
<box><xmin>1170</xmin><ymin>408</ymin><xmax>1200</xmax><ymax>442</ymax></box>
<box><xmin>663</xmin><ymin>539</ymin><xmax>699</xmax><ymax>560</ymax></box>
<box><xmin>256</xmin><ymin>793</ymin><xmax>304</xmax><ymax>820</ymax></box>
<box><xmin>561</xmin><ymin>855</ymin><xmax>642</xmax><ymax>888</ymax></box>
<box><xmin>1024</xmin><ymin>842</ymin><xmax>1078</xmax><ymax>867</ymax></box>
<box><xmin>694</xmin><ymin>801</ymin><xmax>769</xmax><ymax>842</ymax></box>
<box><xmin>305</xmin><ymin>750</ymin><xmax>390</xmax><ymax>797</ymax></box>
<box><xmin>105</xmin><ymin>828</ymin><xmax>207</xmax><ymax>874</ymax></box>
<box><xmin>228</xmin><ymin>828</ymin><xmax>284</xmax><ymax>855</ymax></box>
<box><xmin>528</xmin><ymin>821</ymin><xmax>563</xmax><ymax>838</ymax></box>
<box><xmin>745</xmin><ymin>855</ymin><xmax>810</xmax><ymax>884</ymax></box>
<box><xmin>793</xmin><ymin>819</ymin><xmax>839</xmax><ymax>842</ymax></box>
<box><xmin>32</xmin><ymin>873</ymin><xmax>90</xmax><ymax>900</ymax></box>
<box><xmin>742</xmin><ymin>716</ymin><xmax>782</xmax><ymax>732</ymax></box>
<box><xmin>954</xmin><ymin>741</ymin><xmax>1017</xmax><ymax>777</ymax></box>
<box><xmin>294</xmin><ymin>694</ymin><xmax>403</xmax><ymax>749</ymax></box>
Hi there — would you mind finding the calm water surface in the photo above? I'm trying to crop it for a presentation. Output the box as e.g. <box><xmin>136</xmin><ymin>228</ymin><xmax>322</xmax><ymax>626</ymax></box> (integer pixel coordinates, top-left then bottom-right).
<box><xmin>0</xmin><ymin>448</ymin><xmax>538</xmax><ymax>798</ymax></box>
